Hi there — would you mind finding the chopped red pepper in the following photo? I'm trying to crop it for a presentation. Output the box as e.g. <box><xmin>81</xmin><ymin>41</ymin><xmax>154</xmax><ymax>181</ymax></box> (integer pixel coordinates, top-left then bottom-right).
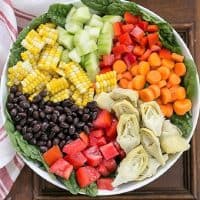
<box><xmin>118</xmin><ymin>32</ymin><xmax>133</xmax><ymax>45</ymax></box>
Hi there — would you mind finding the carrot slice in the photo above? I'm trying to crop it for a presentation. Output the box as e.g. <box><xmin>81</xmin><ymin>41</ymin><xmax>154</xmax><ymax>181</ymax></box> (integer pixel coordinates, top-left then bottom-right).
<box><xmin>119</xmin><ymin>78</ymin><xmax>129</xmax><ymax>88</ymax></box>
<box><xmin>170</xmin><ymin>86</ymin><xmax>186</xmax><ymax>101</ymax></box>
<box><xmin>149</xmin><ymin>85</ymin><xmax>160</xmax><ymax>98</ymax></box>
<box><xmin>159</xmin><ymin>103</ymin><xmax>173</xmax><ymax>117</ymax></box>
<box><xmin>171</xmin><ymin>53</ymin><xmax>184</xmax><ymax>62</ymax></box>
<box><xmin>167</xmin><ymin>73</ymin><xmax>181</xmax><ymax>88</ymax></box>
<box><xmin>160</xmin><ymin>87</ymin><xmax>172</xmax><ymax>104</ymax></box>
<box><xmin>173</xmin><ymin>99</ymin><xmax>192</xmax><ymax>115</ymax></box>
<box><xmin>113</xmin><ymin>22</ymin><xmax>122</xmax><ymax>37</ymax></box>
<box><xmin>148</xmin><ymin>52</ymin><xmax>161</xmax><ymax>69</ymax></box>
<box><xmin>132</xmin><ymin>75</ymin><xmax>146</xmax><ymax>90</ymax></box>
<box><xmin>139</xmin><ymin>49</ymin><xmax>151</xmax><ymax>61</ymax></box>
<box><xmin>113</xmin><ymin>60</ymin><xmax>127</xmax><ymax>73</ymax></box>
<box><xmin>139</xmin><ymin>88</ymin><xmax>155</xmax><ymax>102</ymax></box>
<box><xmin>157</xmin><ymin>80</ymin><xmax>167</xmax><ymax>88</ymax></box>
<box><xmin>146</xmin><ymin>70</ymin><xmax>162</xmax><ymax>84</ymax></box>
<box><xmin>157</xmin><ymin>66</ymin><xmax>170</xmax><ymax>80</ymax></box>
<box><xmin>122</xmin><ymin>71</ymin><xmax>132</xmax><ymax>81</ymax></box>
<box><xmin>174</xmin><ymin>63</ymin><xmax>186</xmax><ymax>76</ymax></box>
<box><xmin>162</xmin><ymin>58</ymin><xmax>175</xmax><ymax>69</ymax></box>
<box><xmin>138</xmin><ymin>61</ymin><xmax>150</xmax><ymax>76</ymax></box>
<box><xmin>133</xmin><ymin>45</ymin><xmax>145</xmax><ymax>56</ymax></box>
<box><xmin>130</xmin><ymin>64</ymin><xmax>139</xmax><ymax>76</ymax></box>
<box><xmin>159</xmin><ymin>48</ymin><xmax>172</xmax><ymax>60</ymax></box>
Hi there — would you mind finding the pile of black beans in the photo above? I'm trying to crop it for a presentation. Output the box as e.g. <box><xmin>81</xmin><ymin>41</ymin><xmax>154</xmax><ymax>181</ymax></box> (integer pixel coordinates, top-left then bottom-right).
<box><xmin>7</xmin><ymin>86</ymin><xmax>99</xmax><ymax>153</ymax></box>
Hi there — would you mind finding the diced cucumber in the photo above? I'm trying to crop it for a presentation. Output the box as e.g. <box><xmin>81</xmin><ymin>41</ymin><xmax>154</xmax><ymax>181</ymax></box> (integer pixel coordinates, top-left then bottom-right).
<box><xmin>61</xmin><ymin>49</ymin><xmax>70</xmax><ymax>63</ymax></box>
<box><xmin>102</xmin><ymin>15</ymin><xmax>122</xmax><ymax>23</ymax></box>
<box><xmin>57</xmin><ymin>26</ymin><xmax>74</xmax><ymax>49</ymax></box>
<box><xmin>84</xmin><ymin>26</ymin><xmax>101</xmax><ymax>40</ymax></box>
<box><xmin>88</xmin><ymin>14</ymin><xmax>103</xmax><ymax>28</ymax></box>
<box><xmin>72</xmin><ymin>6</ymin><xmax>91</xmax><ymax>24</ymax></box>
<box><xmin>98</xmin><ymin>33</ymin><xmax>113</xmax><ymax>55</ymax></box>
<box><xmin>68</xmin><ymin>48</ymin><xmax>81</xmax><ymax>63</ymax></box>
<box><xmin>101</xmin><ymin>22</ymin><xmax>113</xmax><ymax>36</ymax></box>
<box><xmin>66</xmin><ymin>7</ymin><xmax>77</xmax><ymax>23</ymax></box>
<box><xmin>65</xmin><ymin>21</ymin><xmax>83</xmax><ymax>34</ymax></box>
<box><xmin>83</xmin><ymin>52</ymin><xmax>100</xmax><ymax>81</ymax></box>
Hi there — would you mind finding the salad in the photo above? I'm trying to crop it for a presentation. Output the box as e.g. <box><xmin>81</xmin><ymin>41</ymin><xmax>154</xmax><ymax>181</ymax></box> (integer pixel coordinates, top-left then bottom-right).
<box><xmin>4</xmin><ymin>0</ymin><xmax>198</xmax><ymax>196</ymax></box>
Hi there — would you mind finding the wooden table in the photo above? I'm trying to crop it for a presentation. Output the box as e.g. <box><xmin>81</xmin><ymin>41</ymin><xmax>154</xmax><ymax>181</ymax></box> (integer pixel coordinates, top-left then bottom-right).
<box><xmin>7</xmin><ymin>0</ymin><xmax>200</xmax><ymax>199</ymax></box>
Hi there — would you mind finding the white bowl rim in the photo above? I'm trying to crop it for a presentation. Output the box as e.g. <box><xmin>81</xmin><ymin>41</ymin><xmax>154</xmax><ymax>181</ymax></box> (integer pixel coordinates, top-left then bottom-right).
<box><xmin>0</xmin><ymin>0</ymin><xmax>200</xmax><ymax>196</ymax></box>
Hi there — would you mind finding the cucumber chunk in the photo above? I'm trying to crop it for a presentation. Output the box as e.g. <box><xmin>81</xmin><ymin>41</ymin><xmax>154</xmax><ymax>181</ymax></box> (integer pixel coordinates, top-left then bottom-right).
<box><xmin>57</xmin><ymin>26</ymin><xmax>74</xmax><ymax>49</ymax></box>
<box><xmin>88</xmin><ymin>14</ymin><xmax>103</xmax><ymax>27</ymax></box>
<box><xmin>72</xmin><ymin>6</ymin><xmax>91</xmax><ymax>24</ymax></box>
<box><xmin>66</xmin><ymin>7</ymin><xmax>77</xmax><ymax>23</ymax></box>
<box><xmin>61</xmin><ymin>49</ymin><xmax>70</xmax><ymax>63</ymax></box>
<box><xmin>83</xmin><ymin>52</ymin><xmax>100</xmax><ymax>81</ymax></box>
<box><xmin>65</xmin><ymin>21</ymin><xmax>83</xmax><ymax>34</ymax></box>
<box><xmin>101</xmin><ymin>22</ymin><xmax>113</xmax><ymax>36</ymax></box>
<box><xmin>102</xmin><ymin>15</ymin><xmax>122</xmax><ymax>23</ymax></box>
<box><xmin>84</xmin><ymin>26</ymin><xmax>101</xmax><ymax>40</ymax></box>
<box><xmin>98</xmin><ymin>33</ymin><xmax>113</xmax><ymax>55</ymax></box>
<box><xmin>68</xmin><ymin>48</ymin><xmax>81</xmax><ymax>63</ymax></box>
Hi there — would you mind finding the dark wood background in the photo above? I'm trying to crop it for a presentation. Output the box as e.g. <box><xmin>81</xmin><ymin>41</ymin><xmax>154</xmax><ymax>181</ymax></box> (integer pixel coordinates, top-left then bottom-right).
<box><xmin>6</xmin><ymin>0</ymin><xmax>200</xmax><ymax>199</ymax></box>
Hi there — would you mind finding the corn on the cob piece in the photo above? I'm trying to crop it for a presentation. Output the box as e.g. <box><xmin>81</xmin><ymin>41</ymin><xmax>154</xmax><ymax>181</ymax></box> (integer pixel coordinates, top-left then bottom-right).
<box><xmin>21</xmin><ymin>30</ymin><xmax>45</xmax><ymax>54</ymax></box>
<box><xmin>72</xmin><ymin>90</ymin><xmax>83</xmax><ymax>107</ymax></box>
<box><xmin>47</xmin><ymin>77</ymin><xmax>69</xmax><ymax>95</ymax></box>
<box><xmin>7</xmin><ymin>61</ymin><xmax>33</xmax><ymax>86</ymax></box>
<box><xmin>21</xmin><ymin>50</ymin><xmax>39</xmax><ymax>66</ymax></box>
<box><xmin>21</xmin><ymin>70</ymin><xmax>48</xmax><ymax>94</ymax></box>
<box><xmin>95</xmin><ymin>71</ymin><xmax>117</xmax><ymax>94</ymax></box>
<box><xmin>37</xmin><ymin>23</ymin><xmax>56</xmax><ymax>32</ymax></box>
<box><xmin>50</xmin><ymin>89</ymin><xmax>70</xmax><ymax>102</ymax></box>
<box><xmin>82</xmin><ymin>87</ymin><xmax>94</xmax><ymax>106</ymax></box>
<box><xmin>37</xmin><ymin>24</ymin><xmax>58</xmax><ymax>46</ymax></box>
<box><xmin>37</xmin><ymin>44</ymin><xmax>63</xmax><ymax>71</ymax></box>
<box><xmin>64</xmin><ymin>62</ymin><xmax>92</xmax><ymax>94</ymax></box>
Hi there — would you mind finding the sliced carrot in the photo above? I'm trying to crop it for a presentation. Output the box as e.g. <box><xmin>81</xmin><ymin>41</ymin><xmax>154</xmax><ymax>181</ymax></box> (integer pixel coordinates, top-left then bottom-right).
<box><xmin>132</xmin><ymin>75</ymin><xmax>146</xmax><ymax>90</ymax></box>
<box><xmin>167</xmin><ymin>73</ymin><xmax>181</xmax><ymax>88</ymax></box>
<box><xmin>138</xmin><ymin>61</ymin><xmax>150</xmax><ymax>76</ymax></box>
<box><xmin>171</xmin><ymin>53</ymin><xmax>184</xmax><ymax>62</ymax></box>
<box><xmin>159</xmin><ymin>103</ymin><xmax>173</xmax><ymax>117</ymax></box>
<box><xmin>148</xmin><ymin>52</ymin><xmax>161</xmax><ymax>69</ymax></box>
<box><xmin>159</xmin><ymin>48</ymin><xmax>172</xmax><ymax>60</ymax></box>
<box><xmin>130</xmin><ymin>64</ymin><xmax>139</xmax><ymax>76</ymax></box>
<box><xmin>117</xmin><ymin>74</ymin><xmax>123</xmax><ymax>80</ymax></box>
<box><xmin>162</xmin><ymin>58</ymin><xmax>175</xmax><ymax>69</ymax></box>
<box><xmin>79</xmin><ymin>132</ymin><xmax>89</xmax><ymax>146</ymax></box>
<box><xmin>157</xmin><ymin>80</ymin><xmax>167</xmax><ymax>88</ymax></box>
<box><xmin>173</xmin><ymin>99</ymin><xmax>192</xmax><ymax>115</ymax></box>
<box><xmin>122</xmin><ymin>71</ymin><xmax>132</xmax><ymax>81</ymax></box>
<box><xmin>113</xmin><ymin>60</ymin><xmax>127</xmax><ymax>73</ymax></box>
<box><xmin>147</xmin><ymin>25</ymin><xmax>159</xmax><ymax>32</ymax></box>
<box><xmin>146</xmin><ymin>70</ymin><xmax>162</xmax><ymax>84</ymax></box>
<box><xmin>150</xmin><ymin>45</ymin><xmax>161</xmax><ymax>52</ymax></box>
<box><xmin>139</xmin><ymin>49</ymin><xmax>151</xmax><ymax>61</ymax></box>
<box><xmin>157</xmin><ymin>66</ymin><xmax>170</xmax><ymax>80</ymax></box>
<box><xmin>156</xmin><ymin>98</ymin><xmax>162</xmax><ymax>105</ymax></box>
<box><xmin>119</xmin><ymin>78</ymin><xmax>129</xmax><ymax>88</ymax></box>
<box><xmin>149</xmin><ymin>85</ymin><xmax>160</xmax><ymax>98</ymax></box>
<box><xmin>133</xmin><ymin>45</ymin><xmax>145</xmax><ymax>56</ymax></box>
<box><xmin>170</xmin><ymin>86</ymin><xmax>186</xmax><ymax>101</ymax></box>
<box><xmin>174</xmin><ymin>63</ymin><xmax>186</xmax><ymax>76</ymax></box>
<box><xmin>160</xmin><ymin>87</ymin><xmax>172</xmax><ymax>104</ymax></box>
<box><xmin>139</xmin><ymin>88</ymin><xmax>155</xmax><ymax>102</ymax></box>
<box><xmin>113</xmin><ymin>22</ymin><xmax>122</xmax><ymax>37</ymax></box>
<box><xmin>128</xmin><ymin>80</ymin><xmax>134</xmax><ymax>89</ymax></box>
<box><xmin>147</xmin><ymin>32</ymin><xmax>159</xmax><ymax>47</ymax></box>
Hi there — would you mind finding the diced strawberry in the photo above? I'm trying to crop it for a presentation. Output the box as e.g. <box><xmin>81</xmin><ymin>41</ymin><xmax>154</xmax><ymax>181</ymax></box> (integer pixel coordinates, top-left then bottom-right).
<box><xmin>97</xmin><ymin>178</ymin><xmax>114</xmax><ymax>190</ymax></box>
<box><xmin>126</xmin><ymin>45</ymin><xmax>134</xmax><ymax>53</ymax></box>
<box><xmin>119</xmin><ymin>149</ymin><xmax>126</xmax><ymax>159</ymax></box>
<box><xmin>62</xmin><ymin>138</ymin><xmax>87</xmax><ymax>155</ymax></box>
<box><xmin>100</xmin><ymin>142</ymin><xmax>119</xmax><ymax>160</ymax></box>
<box><xmin>64</xmin><ymin>152</ymin><xmax>87</xmax><ymax>169</ymax></box>
<box><xmin>112</xmin><ymin>44</ymin><xmax>128</xmax><ymax>55</ymax></box>
<box><xmin>122</xmin><ymin>24</ymin><xmax>134</xmax><ymax>33</ymax></box>
<box><xmin>89</xmin><ymin>134</ymin><xmax>98</xmax><ymax>146</ymax></box>
<box><xmin>113</xmin><ymin>141</ymin><xmax>126</xmax><ymax>159</ymax></box>
<box><xmin>50</xmin><ymin>158</ymin><xmax>73</xmax><ymax>180</ymax></box>
<box><xmin>97</xmin><ymin>163</ymin><xmax>110</xmax><ymax>176</ymax></box>
<box><xmin>92</xmin><ymin>110</ymin><xmax>112</xmax><ymax>129</ymax></box>
<box><xmin>130</xmin><ymin>25</ymin><xmax>145</xmax><ymax>41</ymax></box>
<box><xmin>76</xmin><ymin>166</ymin><xmax>100</xmax><ymax>188</ymax></box>
<box><xmin>97</xmin><ymin>137</ymin><xmax>107</xmax><ymax>146</ymax></box>
<box><xmin>90</xmin><ymin>130</ymin><xmax>104</xmax><ymax>138</ymax></box>
<box><xmin>106</xmin><ymin>119</ymin><xmax>118</xmax><ymax>140</ymax></box>
<box><xmin>150</xmin><ymin>45</ymin><xmax>161</xmax><ymax>52</ymax></box>
<box><xmin>123</xmin><ymin>53</ymin><xmax>136</xmax><ymax>67</ymax></box>
<box><xmin>102</xmin><ymin>159</ymin><xmax>117</xmax><ymax>173</ymax></box>
<box><xmin>100</xmin><ymin>67</ymin><xmax>112</xmax><ymax>74</ymax></box>
<box><xmin>118</xmin><ymin>32</ymin><xmax>133</xmax><ymax>45</ymax></box>
<box><xmin>83</xmin><ymin>146</ymin><xmax>103</xmax><ymax>167</ymax></box>
<box><xmin>102</xmin><ymin>54</ymin><xmax>115</xmax><ymax>66</ymax></box>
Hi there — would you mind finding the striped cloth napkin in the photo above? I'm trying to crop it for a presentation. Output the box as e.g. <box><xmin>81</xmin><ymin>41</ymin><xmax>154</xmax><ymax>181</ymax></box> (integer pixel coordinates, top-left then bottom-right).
<box><xmin>0</xmin><ymin>0</ymin><xmax>68</xmax><ymax>199</ymax></box>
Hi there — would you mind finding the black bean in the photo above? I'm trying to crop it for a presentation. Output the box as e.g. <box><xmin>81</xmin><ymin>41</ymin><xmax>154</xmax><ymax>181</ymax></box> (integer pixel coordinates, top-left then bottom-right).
<box><xmin>46</xmin><ymin>114</ymin><xmax>51</xmax><ymax>120</ymax></box>
<box><xmin>55</xmin><ymin>106</ymin><xmax>63</xmax><ymax>112</ymax></box>
<box><xmin>34</xmin><ymin>131</ymin><xmax>42</xmax><ymax>138</ymax></box>
<box><xmin>19</xmin><ymin>101</ymin><xmax>30</xmax><ymax>109</ymax></box>
<box><xmin>73</xmin><ymin>117</ymin><xmax>79</xmax><ymax>125</ymax></box>
<box><xmin>82</xmin><ymin>114</ymin><xmax>90</xmax><ymax>122</ymax></box>
<box><xmin>53</xmin><ymin>138</ymin><xmax>60</xmax><ymax>145</ymax></box>
<box><xmin>77</xmin><ymin>108</ymin><xmax>83</xmax><ymax>115</ymax></box>
<box><xmin>28</xmin><ymin>107</ymin><xmax>34</xmax><ymax>114</ymax></box>
<box><xmin>64</xmin><ymin>107</ymin><xmax>72</xmax><ymax>115</ymax></box>
<box><xmin>51</xmin><ymin>113</ymin><xmax>57</xmax><ymax>122</ymax></box>
<box><xmin>32</xmin><ymin>104</ymin><xmax>38</xmax><ymax>110</ymax></box>
<box><xmin>16</xmin><ymin>125</ymin><xmax>22</xmax><ymax>131</ymax></box>
<box><xmin>39</xmin><ymin>100</ymin><xmax>45</xmax><ymax>108</ymax></box>
<box><xmin>60</xmin><ymin>122</ymin><xmax>69</xmax><ymax>129</ymax></box>
<box><xmin>39</xmin><ymin>111</ymin><xmax>45</xmax><ymax>119</ymax></box>
<box><xmin>59</xmin><ymin>140</ymin><xmax>66</xmax><ymax>149</ymax></box>
<box><xmin>76</xmin><ymin>121</ymin><xmax>85</xmax><ymax>128</ymax></box>
<box><xmin>18</xmin><ymin>95</ymin><xmax>26</xmax><ymax>102</ymax></box>
<box><xmin>58</xmin><ymin>114</ymin><xmax>66</xmax><ymax>122</ymax></box>
<box><xmin>12</xmin><ymin>98</ymin><xmax>18</xmax><ymax>103</ymax></box>
<box><xmin>62</xmin><ymin>99</ymin><xmax>73</xmax><ymax>107</ymax></box>
<box><xmin>92</xmin><ymin>111</ymin><xmax>98</xmax><ymax>120</ymax></box>
<box><xmin>30</xmin><ymin>138</ymin><xmax>37</xmax><ymax>145</ymax></box>
<box><xmin>27</xmin><ymin>118</ymin><xmax>34</xmax><ymax>125</ymax></box>
<box><xmin>63</xmin><ymin>129</ymin><xmax>69</xmax><ymax>134</ymax></box>
<box><xmin>15</xmin><ymin>115</ymin><xmax>21</xmax><ymax>122</ymax></box>
<box><xmin>87</xmin><ymin>122</ymin><xmax>93</xmax><ymax>127</ymax></box>
<box><xmin>49</xmin><ymin>131</ymin><xmax>56</xmax><ymax>139</ymax></box>
<box><xmin>40</xmin><ymin>146</ymin><xmax>48</xmax><ymax>153</ymax></box>
<box><xmin>72</xmin><ymin>133</ymin><xmax>78</xmax><ymax>139</ymax></box>
<box><xmin>41</xmin><ymin>122</ymin><xmax>48</xmax><ymax>131</ymax></box>
<box><xmin>16</xmin><ymin>106</ymin><xmax>24</xmax><ymax>113</ymax></box>
<box><xmin>47</xmin><ymin>140</ymin><xmax>52</xmax><ymax>148</ymax></box>
<box><xmin>21</xmin><ymin>126</ymin><xmax>27</xmax><ymax>134</ymax></box>
<box><xmin>66</xmin><ymin>115</ymin><xmax>73</xmax><ymax>123</ymax></box>
<box><xmin>37</xmin><ymin>141</ymin><xmax>46</xmax><ymax>146</ymax></box>
<box><xmin>16</xmin><ymin>91</ymin><xmax>22</xmax><ymax>97</ymax></box>
<box><xmin>18</xmin><ymin>112</ymin><xmax>27</xmax><ymax>118</ymax></box>
<box><xmin>39</xmin><ymin>90</ymin><xmax>47</xmax><ymax>97</ymax></box>
<box><xmin>7</xmin><ymin>103</ymin><xmax>14</xmax><ymax>110</ymax></box>
<box><xmin>92</xmin><ymin>107</ymin><xmax>99</xmax><ymax>113</ymax></box>
<box><xmin>69</xmin><ymin>125</ymin><xmax>75</xmax><ymax>135</ymax></box>
<box><xmin>44</xmin><ymin>106</ymin><xmax>53</xmax><ymax>114</ymax></box>
<box><xmin>19</xmin><ymin>119</ymin><xmax>26</xmax><ymax>126</ymax></box>
<box><xmin>10</xmin><ymin>108</ymin><xmax>17</xmax><ymax>117</ymax></box>
<box><xmin>27</xmin><ymin>127</ymin><xmax>32</xmax><ymax>133</ymax></box>
<box><xmin>83</xmin><ymin>125</ymin><xmax>90</xmax><ymax>133</ymax></box>
<box><xmin>46</xmin><ymin>101</ymin><xmax>53</xmax><ymax>106</ymax></box>
<box><xmin>53</xmin><ymin>110</ymin><xmax>60</xmax><ymax>116</ymax></box>
<box><xmin>71</xmin><ymin>104</ymin><xmax>78</xmax><ymax>112</ymax></box>
<box><xmin>49</xmin><ymin>122</ymin><xmax>56</xmax><ymax>127</ymax></box>
<box><xmin>83</xmin><ymin>108</ymin><xmax>90</xmax><ymax>114</ymax></box>
<box><xmin>32</xmin><ymin>124</ymin><xmax>41</xmax><ymax>133</ymax></box>
<box><xmin>10</xmin><ymin>86</ymin><xmax>18</xmax><ymax>93</ymax></box>
<box><xmin>87</xmin><ymin>101</ymin><xmax>97</xmax><ymax>109</ymax></box>
<box><xmin>72</xmin><ymin>112</ymin><xmax>77</xmax><ymax>117</ymax></box>
<box><xmin>23</xmin><ymin>133</ymin><xmax>33</xmax><ymax>141</ymax></box>
<box><xmin>65</xmin><ymin>135</ymin><xmax>71</xmax><ymax>141</ymax></box>
<box><xmin>40</xmin><ymin>134</ymin><xmax>48</xmax><ymax>141</ymax></box>
<box><xmin>51</xmin><ymin>125</ymin><xmax>60</xmax><ymax>133</ymax></box>
<box><xmin>32</xmin><ymin>95</ymin><xmax>42</xmax><ymax>103</ymax></box>
<box><xmin>57</xmin><ymin>132</ymin><xmax>65</xmax><ymax>139</ymax></box>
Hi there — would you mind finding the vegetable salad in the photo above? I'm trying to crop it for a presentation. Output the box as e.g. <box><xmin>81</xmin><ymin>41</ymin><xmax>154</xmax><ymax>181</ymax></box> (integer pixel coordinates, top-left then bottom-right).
<box><xmin>5</xmin><ymin>0</ymin><xmax>198</xmax><ymax>197</ymax></box>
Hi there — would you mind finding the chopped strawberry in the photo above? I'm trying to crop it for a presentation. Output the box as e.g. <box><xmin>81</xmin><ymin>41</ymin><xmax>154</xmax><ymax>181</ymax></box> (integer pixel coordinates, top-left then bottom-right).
<box><xmin>102</xmin><ymin>159</ymin><xmax>117</xmax><ymax>173</ymax></box>
<box><xmin>100</xmin><ymin>142</ymin><xmax>119</xmax><ymax>160</ymax></box>
<box><xmin>130</xmin><ymin>25</ymin><xmax>145</xmax><ymax>41</ymax></box>
<box><xmin>97</xmin><ymin>178</ymin><xmax>114</xmax><ymax>190</ymax></box>
<box><xmin>97</xmin><ymin>137</ymin><xmax>107</xmax><ymax>146</ymax></box>
<box><xmin>106</xmin><ymin>119</ymin><xmax>118</xmax><ymax>140</ymax></box>
<box><xmin>97</xmin><ymin>163</ymin><xmax>110</xmax><ymax>176</ymax></box>
<box><xmin>90</xmin><ymin>130</ymin><xmax>104</xmax><ymax>138</ymax></box>
<box><xmin>102</xmin><ymin>54</ymin><xmax>115</xmax><ymax>66</ymax></box>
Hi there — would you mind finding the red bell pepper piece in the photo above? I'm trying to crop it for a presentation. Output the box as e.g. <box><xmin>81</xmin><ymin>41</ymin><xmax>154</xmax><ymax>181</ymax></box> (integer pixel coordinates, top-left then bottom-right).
<box><xmin>122</xmin><ymin>24</ymin><xmax>134</xmax><ymax>33</ymax></box>
<box><xmin>130</xmin><ymin>25</ymin><xmax>145</xmax><ymax>41</ymax></box>
<box><xmin>147</xmin><ymin>24</ymin><xmax>159</xmax><ymax>32</ymax></box>
<box><xmin>150</xmin><ymin>45</ymin><xmax>161</xmax><ymax>52</ymax></box>
<box><xmin>123</xmin><ymin>53</ymin><xmax>136</xmax><ymax>67</ymax></box>
<box><xmin>138</xmin><ymin>20</ymin><xmax>149</xmax><ymax>31</ymax></box>
<box><xmin>118</xmin><ymin>32</ymin><xmax>133</xmax><ymax>45</ymax></box>
<box><xmin>139</xmin><ymin>49</ymin><xmax>152</xmax><ymax>61</ymax></box>
<box><xmin>159</xmin><ymin>48</ymin><xmax>172</xmax><ymax>60</ymax></box>
<box><xmin>112</xmin><ymin>44</ymin><xmax>128</xmax><ymax>55</ymax></box>
<box><xmin>147</xmin><ymin>32</ymin><xmax>159</xmax><ymax>47</ymax></box>
<box><xmin>113</xmin><ymin>22</ymin><xmax>122</xmax><ymax>36</ymax></box>
<box><xmin>124</xmin><ymin>12</ymin><xmax>139</xmax><ymax>24</ymax></box>
<box><xmin>102</xmin><ymin>54</ymin><xmax>115</xmax><ymax>66</ymax></box>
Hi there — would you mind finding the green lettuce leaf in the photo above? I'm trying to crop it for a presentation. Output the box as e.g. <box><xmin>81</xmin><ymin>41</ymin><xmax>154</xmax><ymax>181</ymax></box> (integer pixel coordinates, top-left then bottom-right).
<box><xmin>81</xmin><ymin>182</ymin><xmax>98</xmax><ymax>197</ymax></box>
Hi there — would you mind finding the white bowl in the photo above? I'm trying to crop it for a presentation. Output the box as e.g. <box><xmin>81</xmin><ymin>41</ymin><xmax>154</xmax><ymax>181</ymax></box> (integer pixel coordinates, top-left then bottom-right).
<box><xmin>1</xmin><ymin>0</ymin><xmax>200</xmax><ymax>196</ymax></box>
